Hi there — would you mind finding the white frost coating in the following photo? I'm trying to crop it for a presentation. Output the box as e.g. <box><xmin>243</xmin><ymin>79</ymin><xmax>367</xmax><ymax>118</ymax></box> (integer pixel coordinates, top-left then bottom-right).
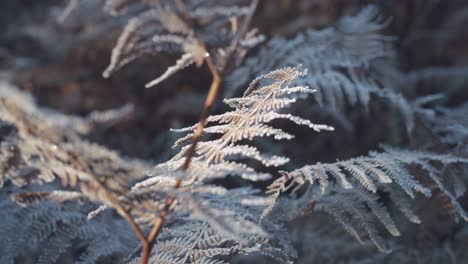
<box><xmin>145</xmin><ymin>53</ymin><xmax>195</xmax><ymax>88</ymax></box>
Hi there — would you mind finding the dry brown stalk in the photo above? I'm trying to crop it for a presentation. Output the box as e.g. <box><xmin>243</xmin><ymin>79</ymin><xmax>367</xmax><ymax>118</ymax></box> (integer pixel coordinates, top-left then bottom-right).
<box><xmin>139</xmin><ymin>40</ymin><xmax>220</xmax><ymax>264</ymax></box>
<box><xmin>138</xmin><ymin>1</ymin><xmax>259</xmax><ymax>263</ymax></box>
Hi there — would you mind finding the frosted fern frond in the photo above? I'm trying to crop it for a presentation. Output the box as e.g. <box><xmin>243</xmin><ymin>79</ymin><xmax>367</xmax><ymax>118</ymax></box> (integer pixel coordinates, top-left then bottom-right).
<box><xmin>129</xmin><ymin>218</ymin><xmax>289</xmax><ymax>264</ymax></box>
<box><xmin>101</xmin><ymin>0</ymin><xmax>262</xmax><ymax>86</ymax></box>
<box><xmin>118</xmin><ymin>178</ymin><xmax>271</xmax><ymax>240</ymax></box>
<box><xmin>227</xmin><ymin>5</ymin><xmax>392</xmax><ymax>95</ymax></box>
<box><xmin>226</xmin><ymin>5</ymin><xmax>416</xmax><ymax>130</ymax></box>
<box><xmin>0</xmin><ymin>83</ymin><xmax>148</xmax><ymax>187</ymax></box>
<box><xmin>101</xmin><ymin>8</ymin><xmax>191</xmax><ymax>79</ymax></box>
<box><xmin>423</xmin><ymin>102</ymin><xmax>468</xmax><ymax>151</ymax></box>
<box><xmin>286</xmin><ymin>211</ymin><xmax>457</xmax><ymax>264</ymax></box>
<box><xmin>89</xmin><ymin>175</ymin><xmax>274</xmax><ymax>258</ymax></box>
<box><xmin>146</xmin><ymin>53</ymin><xmax>196</xmax><ymax>88</ymax></box>
<box><xmin>313</xmin><ymin>189</ymin><xmax>397</xmax><ymax>253</ymax></box>
<box><xmin>263</xmin><ymin>147</ymin><xmax>468</xmax><ymax>252</ymax></box>
<box><xmin>261</xmin><ymin>172</ymin><xmax>290</xmax><ymax>221</ymax></box>
<box><xmin>145</xmin><ymin>65</ymin><xmax>333</xmax><ymax>184</ymax></box>
<box><xmin>0</xmin><ymin>186</ymin><xmax>136</xmax><ymax>264</ymax></box>
<box><xmin>11</xmin><ymin>190</ymin><xmax>84</xmax><ymax>206</ymax></box>
<box><xmin>0</xmin><ymin>83</ymin><xmax>152</xmax><ymax>227</ymax></box>
<box><xmin>185</xmin><ymin>186</ymin><xmax>270</xmax><ymax>242</ymax></box>
<box><xmin>124</xmin><ymin>66</ymin><xmax>331</xmax><ymax>247</ymax></box>
<box><xmin>120</xmin><ymin>66</ymin><xmax>329</xmax><ymax>261</ymax></box>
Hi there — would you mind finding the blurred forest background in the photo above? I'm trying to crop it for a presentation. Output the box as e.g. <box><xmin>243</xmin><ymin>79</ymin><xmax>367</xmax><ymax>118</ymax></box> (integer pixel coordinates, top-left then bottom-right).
<box><xmin>1</xmin><ymin>0</ymin><xmax>468</xmax><ymax>263</ymax></box>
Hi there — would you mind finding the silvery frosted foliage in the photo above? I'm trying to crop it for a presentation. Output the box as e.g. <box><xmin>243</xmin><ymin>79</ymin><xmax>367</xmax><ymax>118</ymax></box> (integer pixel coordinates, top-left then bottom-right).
<box><xmin>226</xmin><ymin>5</ymin><xmax>416</xmax><ymax>131</ymax></box>
<box><xmin>0</xmin><ymin>66</ymin><xmax>332</xmax><ymax>263</ymax></box>
<box><xmin>428</xmin><ymin>102</ymin><xmax>468</xmax><ymax>152</ymax></box>
<box><xmin>113</xmin><ymin>66</ymin><xmax>333</xmax><ymax>262</ymax></box>
<box><xmin>0</xmin><ymin>185</ymin><xmax>137</xmax><ymax>264</ymax></box>
<box><xmin>227</xmin><ymin>5</ymin><xmax>392</xmax><ymax>97</ymax></box>
<box><xmin>0</xmin><ymin>82</ymin><xmax>289</xmax><ymax>263</ymax></box>
<box><xmin>5</xmin><ymin>2</ymin><xmax>468</xmax><ymax>263</ymax></box>
<box><xmin>371</xmin><ymin>62</ymin><xmax>468</xmax><ymax>133</ymax></box>
<box><xmin>129</xmin><ymin>217</ymin><xmax>291</xmax><ymax>264</ymax></box>
<box><xmin>123</xmin><ymin>186</ymin><xmax>293</xmax><ymax>263</ymax></box>
<box><xmin>95</xmin><ymin>179</ymin><xmax>270</xmax><ymax>240</ymax></box>
<box><xmin>144</xmin><ymin>65</ymin><xmax>333</xmax><ymax>184</ymax></box>
<box><xmin>100</xmin><ymin>0</ymin><xmax>264</xmax><ymax>87</ymax></box>
<box><xmin>0</xmin><ymin>82</ymin><xmax>143</xmax><ymax>263</ymax></box>
<box><xmin>0</xmin><ymin>81</ymin><xmax>149</xmax><ymax>213</ymax></box>
<box><xmin>0</xmin><ymin>83</ymin><xmax>149</xmax><ymax>263</ymax></box>
<box><xmin>289</xmin><ymin>212</ymin><xmax>468</xmax><ymax>264</ymax></box>
<box><xmin>264</xmin><ymin>146</ymin><xmax>468</xmax><ymax>252</ymax></box>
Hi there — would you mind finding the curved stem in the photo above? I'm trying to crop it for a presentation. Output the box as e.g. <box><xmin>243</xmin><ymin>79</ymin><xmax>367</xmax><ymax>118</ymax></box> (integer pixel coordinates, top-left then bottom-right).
<box><xmin>139</xmin><ymin>1</ymin><xmax>258</xmax><ymax>263</ymax></box>
<box><xmin>140</xmin><ymin>57</ymin><xmax>220</xmax><ymax>263</ymax></box>
<box><xmin>182</xmin><ymin>56</ymin><xmax>221</xmax><ymax>170</ymax></box>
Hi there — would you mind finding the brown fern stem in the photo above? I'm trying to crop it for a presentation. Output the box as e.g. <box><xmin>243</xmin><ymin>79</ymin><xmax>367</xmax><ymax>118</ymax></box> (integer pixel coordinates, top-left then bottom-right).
<box><xmin>181</xmin><ymin>0</ymin><xmax>258</xmax><ymax>169</ymax></box>
<box><xmin>93</xmin><ymin>185</ymin><xmax>150</xmax><ymax>264</ymax></box>
<box><xmin>140</xmin><ymin>56</ymin><xmax>220</xmax><ymax>264</ymax></box>
<box><xmin>98</xmin><ymin>190</ymin><xmax>149</xmax><ymax>264</ymax></box>
<box><xmin>182</xmin><ymin>57</ymin><xmax>221</xmax><ymax>170</ymax></box>
<box><xmin>72</xmin><ymin>159</ymin><xmax>149</xmax><ymax>263</ymax></box>
<box><xmin>139</xmin><ymin>1</ymin><xmax>258</xmax><ymax>263</ymax></box>
<box><xmin>110</xmin><ymin>198</ymin><xmax>147</xmax><ymax>245</ymax></box>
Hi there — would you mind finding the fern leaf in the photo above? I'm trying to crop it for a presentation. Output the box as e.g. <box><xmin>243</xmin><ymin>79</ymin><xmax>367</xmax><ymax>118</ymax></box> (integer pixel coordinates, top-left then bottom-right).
<box><xmin>102</xmin><ymin>0</ymin><xmax>261</xmax><ymax>85</ymax></box>
<box><xmin>264</xmin><ymin>147</ymin><xmax>468</xmax><ymax>252</ymax></box>
<box><xmin>145</xmin><ymin>53</ymin><xmax>195</xmax><ymax>88</ymax></box>
<box><xmin>149</xmin><ymin>65</ymin><xmax>332</xmax><ymax>184</ymax></box>
<box><xmin>225</xmin><ymin>5</ymin><xmax>418</xmax><ymax>131</ymax></box>
<box><xmin>11</xmin><ymin>191</ymin><xmax>84</xmax><ymax>207</ymax></box>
